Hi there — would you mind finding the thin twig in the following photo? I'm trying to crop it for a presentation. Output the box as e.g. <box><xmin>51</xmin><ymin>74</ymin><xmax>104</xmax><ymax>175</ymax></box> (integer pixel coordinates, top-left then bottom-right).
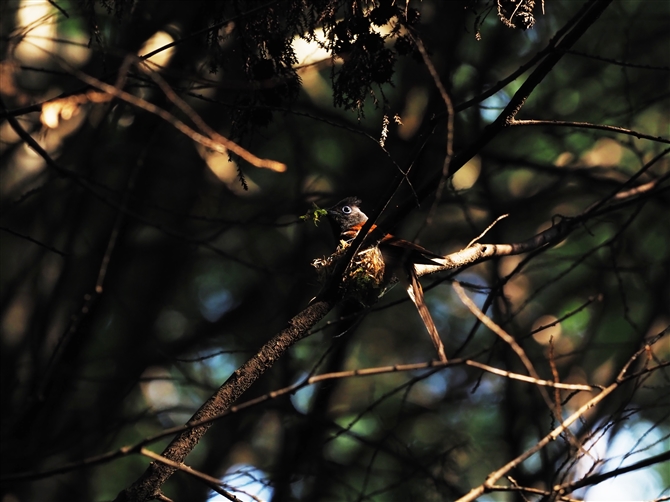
<box><xmin>0</xmin><ymin>225</ymin><xmax>67</xmax><ymax>257</ymax></box>
<box><xmin>455</xmin><ymin>332</ymin><xmax>664</xmax><ymax>502</ymax></box>
<box><xmin>555</xmin><ymin>450</ymin><xmax>670</xmax><ymax>495</ymax></box>
<box><xmin>453</xmin><ymin>281</ymin><xmax>556</xmax><ymax>407</ymax></box>
<box><xmin>409</xmin><ymin>32</ymin><xmax>455</xmax><ymax>228</ymax></box>
<box><xmin>138</xmin><ymin>59</ymin><xmax>286</xmax><ymax>172</ymax></box>
<box><xmin>564</xmin><ymin>49</ymin><xmax>670</xmax><ymax>71</ymax></box>
<box><xmin>0</xmin><ymin>352</ymin><xmax>597</xmax><ymax>484</ymax></box>
<box><xmin>466</xmin><ymin>214</ymin><xmax>509</xmax><ymax>248</ymax></box>
<box><xmin>47</xmin><ymin>0</ymin><xmax>69</xmax><ymax>18</ymax></box>
<box><xmin>458</xmin><ymin>380</ymin><xmax>613</xmax><ymax>501</ymax></box>
<box><xmin>36</xmin><ymin>47</ymin><xmax>286</xmax><ymax>171</ymax></box>
<box><xmin>140</xmin><ymin>449</ymin><xmax>243</xmax><ymax>502</ymax></box>
<box><xmin>509</xmin><ymin>119</ymin><xmax>670</xmax><ymax>144</ymax></box>
<box><xmin>413</xmin><ymin>147</ymin><xmax>669</xmax><ymax>279</ymax></box>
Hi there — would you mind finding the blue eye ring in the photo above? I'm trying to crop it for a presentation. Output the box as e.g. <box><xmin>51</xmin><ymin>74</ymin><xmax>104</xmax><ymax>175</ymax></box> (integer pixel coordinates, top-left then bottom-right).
<box><xmin>342</xmin><ymin>206</ymin><xmax>352</xmax><ymax>214</ymax></box>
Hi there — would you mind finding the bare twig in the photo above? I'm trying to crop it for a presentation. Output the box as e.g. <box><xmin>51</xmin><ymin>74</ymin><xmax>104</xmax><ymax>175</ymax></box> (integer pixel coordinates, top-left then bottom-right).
<box><xmin>409</xmin><ymin>32</ymin><xmax>455</xmax><ymax>228</ymax></box>
<box><xmin>137</xmin><ymin>60</ymin><xmax>286</xmax><ymax>172</ymax></box>
<box><xmin>385</xmin><ymin>0</ymin><xmax>616</xmax><ymax>235</ymax></box>
<box><xmin>453</xmin><ymin>282</ymin><xmax>541</xmax><ymax>382</ymax></box>
<box><xmin>35</xmin><ymin>47</ymin><xmax>286</xmax><ymax>171</ymax></box>
<box><xmin>0</xmin><ymin>1</ymin><xmax>282</xmax><ymax>120</ymax></box>
<box><xmin>140</xmin><ymin>449</ymin><xmax>243</xmax><ymax>502</ymax></box>
<box><xmin>0</xmin><ymin>225</ymin><xmax>67</xmax><ymax>257</ymax></box>
<box><xmin>455</xmin><ymin>333</ymin><xmax>665</xmax><ymax>502</ymax></box>
<box><xmin>450</xmin><ymin>0</ymin><xmax>592</xmax><ymax>115</ymax></box>
<box><xmin>113</xmin><ymin>300</ymin><xmax>334</xmax><ymax>502</ymax></box>
<box><xmin>0</xmin><ymin>95</ymin><xmax>267</xmax><ymax>271</ymax></box>
<box><xmin>582</xmin><ymin>147</ymin><xmax>669</xmax><ymax>217</ymax></box>
<box><xmin>412</xmin><ymin>234</ymin><xmax>559</xmax><ymax>278</ymax></box>
<box><xmin>466</xmin><ymin>214</ymin><xmax>509</xmax><ymax>248</ymax></box>
<box><xmin>0</xmin><ymin>352</ymin><xmax>597</xmax><ymax>485</ymax></box>
<box><xmin>464</xmin><ymin>360</ymin><xmax>596</xmax><ymax>391</ymax></box>
<box><xmin>555</xmin><ymin>450</ymin><xmax>670</xmax><ymax>495</ymax></box>
<box><xmin>47</xmin><ymin>0</ymin><xmax>69</xmax><ymax>18</ymax></box>
<box><xmin>612</xmin><ymin>172</ymin><xmax>670</xmax><ymax>201</ymax></box>
<box><xmin>510</xmin><ymin>118</ymin><xmax>670</xmax><ymax>145</ymax></box>
<box><xmin>452</xmin><ymin>281</ymin><xmax>595</xmax><ymax>459</ymax></box>
<box><xmin>413</xmin><ymin>147</ymin><xmax>668</xmax><ymax>278</ymax></box>
<box><xmin>564</xmin><ymin>49</ymin><xmax>670</xmax><ymax>71</ymax></box>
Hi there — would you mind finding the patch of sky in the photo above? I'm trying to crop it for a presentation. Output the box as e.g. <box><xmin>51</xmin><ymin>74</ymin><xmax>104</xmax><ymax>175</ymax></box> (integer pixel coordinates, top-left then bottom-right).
<box><xmin>426</xmin><ymin>273</ymin><xmax>489</xmax><ymax>335</ymax></box>
<box><xmin>576</xmin><ymin>418</ymin><xmax>668</xmax><ymax>501</ymax></box>
<box><xmin>456</xmin><ymin>272</ymin><xmax>490</xmax><ymax>310</ymax></box>
<box><xmin>290</xmin><ymin>478</ymin><xmax>305</xmax><ymax>499</ymax></box>
<box><xmin>519</xmin><ymin>26</ymin><xmax>540</xmax><ymax>54</ymax></box>
<box><xmin>467</xmin><ymin>374</ymin><xmax>504</xmax><ymax>405</ymax></box>
<box><xmin>426</xmin><ymin>289</ymin><xmax>452</xmax><ymax>332</ymax></box>
<box><xmin>412</xmin><ymin>369</ymin><xmax>448</xmax><ymax>402</ymax></box>
<box><xmin>200</xmin><ymin>351</ymin><xmax>239</xmax><ymax>383</ymax></box>
<box><xmin>479</xmin><ymin>90</ymin><xmax>511</xmax><ymax>123</ymax></box>
<box><xmin>290</xmin><ymin>373</ymin><xmax>315</xmax><ymax>414</ymax></box>
<box><xmin>198</xmin><ymin>284</ymin><xmax>235</xmax><ymax>322</ymax></box>
<box><xmin>208</xmin><ymin>464</ymin><xmax>273</xmax><ymax>502</ymax></box>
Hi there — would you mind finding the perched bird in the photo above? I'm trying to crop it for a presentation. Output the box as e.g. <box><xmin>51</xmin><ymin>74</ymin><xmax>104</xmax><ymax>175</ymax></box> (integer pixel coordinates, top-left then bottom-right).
<box><xmin>326</xmin><ymin>197</ymin><xmax>447</xmax><ymax>362</ymax></box>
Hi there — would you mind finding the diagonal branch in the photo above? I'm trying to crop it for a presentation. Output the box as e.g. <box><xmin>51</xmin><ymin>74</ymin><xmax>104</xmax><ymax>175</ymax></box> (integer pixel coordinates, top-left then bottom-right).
<box><xmin>414</xmin><ymin>146</ymin><xmax>668</xmax><ymax>278</ymax></box>
<box><xmin>109</xmin><ymin>3</ymin><xmax>615</xmax><ymax>500</ymax></box>
<box><xmin>555</xmin><ymin>450</ymin><xmax>670</xmax><ymax>495</ymax></box>
<box><xmin>113</xmin><ymin>299</ymin><xmax>334</xmax><ymax>502</ymax></box>
<box><xmin>0</xmin><ymin>225</ymin><xmax>67</xmax><ymax>257</ymax></box>
<box><xmin>139</xmin><ymin>449</ymin><xmax>243</xmax><ymax>502</ymax></box>
<box><xmin>0</xmin><ymin>346</ymin><xmax>600</xmax><ymax>485</ymax></box>
<box><xmin>453</xmin><ymin>282</ymin><xmax>542</xmax><ymax>383</ymax></box>
<box><xmin>385</xmin><ymin>0</ymin><xmax>615</xmax><ymax>227</ymax></box>
<box><xmin>17</xmin><ymin>42</ymin><xmax>286</xmax><ymax>172</ymax></box>
<box><xmin>137</xmin><ymin>60</ymin><xmax>286</xmax><ymax>172</ymax></box>
<box><xmin>455</xmin><ymin>333</ymin><xmax>665</xmax><ymax>502</ymax></box>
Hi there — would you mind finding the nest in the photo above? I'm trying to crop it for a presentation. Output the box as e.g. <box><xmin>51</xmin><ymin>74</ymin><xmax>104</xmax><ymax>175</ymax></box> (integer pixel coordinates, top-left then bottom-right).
<box><xmin>312</xmin><ymin>240</ymin><xmax>395</xmax><ymax>305</ymax></box>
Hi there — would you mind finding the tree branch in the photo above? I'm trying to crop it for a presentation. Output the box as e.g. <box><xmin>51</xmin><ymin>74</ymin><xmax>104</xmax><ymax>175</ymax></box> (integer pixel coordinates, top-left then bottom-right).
<box><xmin>387</xmin><ymin>0</ymin><xmax>615</xmax><ymax>227</ymax></box>
<box><xmin>510</xmin><ymin>118</ymin><xmax>670</xmax><ymax>144</ymax></box>
<box><xmin>139</xmin><ymin>449</ymin><xmax>243</xmax><ymax>502</ymax></box>
<box><xmin>555</xmin><ymin>450</ymin><xmax>670</xmax><ymax>495</ymax></box>
<box><xmin>113</xmin><ymin>299</ymin><xmax>334</xmax><ymax>502</ymax></box>
<box><xmin>455</xmin><ymin>333</ymin><xmax>665</xmax><ymax>502</ymax></box>
<box><xmin>0</xmin><ymin>225</ymin><xmax>67</xmax><ymax>257</ymax></box>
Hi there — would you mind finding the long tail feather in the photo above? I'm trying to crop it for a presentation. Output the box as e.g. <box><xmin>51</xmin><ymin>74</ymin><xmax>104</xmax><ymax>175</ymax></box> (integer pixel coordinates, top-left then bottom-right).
<box><xmin>406</xmin><ymin>268</ymin><xmax>447</xmax><ymax>362</ymax></box>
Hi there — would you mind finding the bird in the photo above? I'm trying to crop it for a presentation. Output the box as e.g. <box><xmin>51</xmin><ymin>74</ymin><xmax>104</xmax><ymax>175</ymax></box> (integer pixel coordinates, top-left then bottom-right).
<box><xmin>326</xmin><ymin>197</ymin><xmax>448</xmax><ymax>362</ymax></box>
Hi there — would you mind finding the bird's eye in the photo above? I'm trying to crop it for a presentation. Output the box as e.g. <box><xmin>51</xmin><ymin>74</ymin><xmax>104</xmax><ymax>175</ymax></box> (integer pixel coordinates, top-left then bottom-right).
<box><xmin>341</xmin><ymin>205</ymin><xmax>352</xmax><ymax>214</ymax></box>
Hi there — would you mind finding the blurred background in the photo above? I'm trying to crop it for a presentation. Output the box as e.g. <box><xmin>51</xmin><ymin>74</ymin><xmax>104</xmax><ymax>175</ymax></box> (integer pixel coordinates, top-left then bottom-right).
<box><xmin>0</xmin><ymin>1</ymin><xmax>668</xmax><ymax>501</ymax></box>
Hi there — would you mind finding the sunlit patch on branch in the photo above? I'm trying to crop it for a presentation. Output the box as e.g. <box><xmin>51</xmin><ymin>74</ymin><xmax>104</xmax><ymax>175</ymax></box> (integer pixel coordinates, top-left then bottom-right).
<box><xmin>40</xmin><ymin>91</ymin><xmax>110</xmax><ymax>129</ymax></box>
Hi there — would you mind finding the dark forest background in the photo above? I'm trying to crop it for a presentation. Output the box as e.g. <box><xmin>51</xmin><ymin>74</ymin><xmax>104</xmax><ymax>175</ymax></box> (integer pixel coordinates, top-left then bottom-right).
<box><xmin>0</xmin><ymin>1</ymin><xmax>668</xmax><ymax>501</ymax></box>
